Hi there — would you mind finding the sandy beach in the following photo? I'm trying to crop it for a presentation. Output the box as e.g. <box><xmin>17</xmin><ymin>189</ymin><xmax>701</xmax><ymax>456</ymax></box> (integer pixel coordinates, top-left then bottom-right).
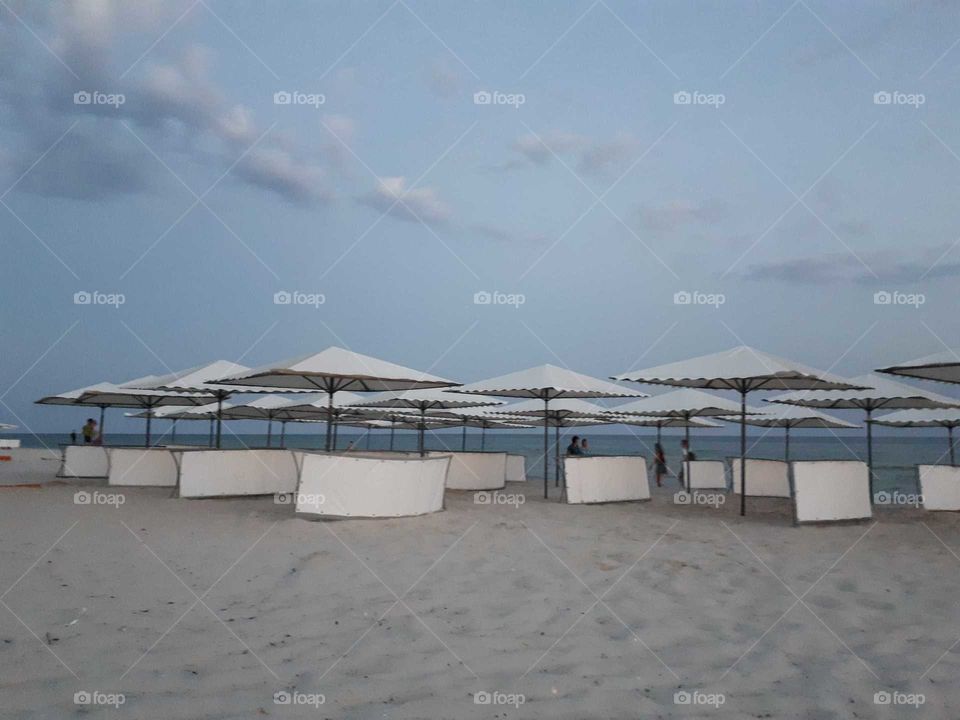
<box><xmin>0</xmin><ymin>448</ymin><xmax>955</xmax><ymax>718</ymax></box>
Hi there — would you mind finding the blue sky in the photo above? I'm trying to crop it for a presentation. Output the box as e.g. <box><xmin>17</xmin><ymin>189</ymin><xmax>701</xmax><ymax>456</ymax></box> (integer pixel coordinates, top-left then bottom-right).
<box><xmin>3</xmin><ymin>0</ymin><xmax>960</xmax><ymax>432</ymax></box>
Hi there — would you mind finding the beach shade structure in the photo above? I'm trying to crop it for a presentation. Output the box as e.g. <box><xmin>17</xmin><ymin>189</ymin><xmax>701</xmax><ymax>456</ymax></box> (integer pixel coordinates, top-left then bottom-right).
<box><xmin>455</xmin><ymin>366</ymin><xmax>645</xmax><ymax>498</ymax></box>
<box><xmin>219</xmin><ymin>395</ymin><xmax>300</xmax><ymax>447</ymax></box>
<box><xmin>491</xmin><ymin>398</ymin><xmax>619</xmax><ymax>491</ymax></box>
<box><xmin>445</xmin><ymin>410</ymin><xmax>536</xmax><ymax>451</ymax></box>
<box><xmin>871</xmin><ymin>409</ymin><xmax>960</xmax><ymax>466</ymax></box>
<box><xmin>769</xmin><ymin>373</ymin><xmax>960</xmax><ymax>499</ymax></box>
<box><xmin>68</xmin><ymin>383</ymin><xmax>216</xmax><ymax>447</ymax></box>
<box><xmin>717</xmin><ymin>405</ymin><xmax>858</xmax><ymax>462</ymax></box>
<box><xmin>211</xmin><ymin>347</ymin><xmax>458</xmax><ymax>452</ymax></box>
<box><xmin>877</xmin><ymin>349</ymin><xmax>960</xmax><ymax>385</ymax></box>
<box><xmin>613</xmin><ymin>346</ymin><xmax>864</xmax><ymax>515</ymax></box>
<box><xmin>36</xmin><ymin>381</ymin><xmax>134</xmax><ymax>438</ymax></box>
<box><xmin>0</xmin><ymin>423</ymin><xmax>16</xmax><ymax>431</ymax></box>
<box><xmin>351</xmin><ymin>388</ymin><xmax>504</xmax><ymax>456</ymax></box>
<box><xmin>602</xmin><ymin>413</ymin><xmax>724</xmax><ymax>443</ymax></box>
<box><xmin>124</xmin><ymin>360</ymin><xmax>316</xmax><ymax>449</ymax></box>
<box><xmin>129</xmin><ymin>402</ymin><xmax>232</xmax><ymax>446</ymax></box>
<box><xmin>281</xmin><ymin>392</ymin><xmax>388</xmax><ymax>451</ymax></box>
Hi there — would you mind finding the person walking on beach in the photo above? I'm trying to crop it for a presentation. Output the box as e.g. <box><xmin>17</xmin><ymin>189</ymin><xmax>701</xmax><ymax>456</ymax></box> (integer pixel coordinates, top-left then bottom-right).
<box><xmin>678</xmin><ymin>439</ymin><xmax>694</xmax><ymax>490</ymax></box>
<box><xmin>70</xmin><ymin>431</ymin><xmax>77</xmax><ymax>445</ymax></box>
<box><xmin>82</xmin><ymin>419</ymin><xmax>97</xmax><ymax>444</ymax></box>
<box><xmin>654</xmin><ymin>442</ymin><xmax>668</xmax><ymax>487</ymax></box>
<box><xmin>566</xmin><ymin>436</ymin><xmax>583</xmax><ymax>455</ymax></box>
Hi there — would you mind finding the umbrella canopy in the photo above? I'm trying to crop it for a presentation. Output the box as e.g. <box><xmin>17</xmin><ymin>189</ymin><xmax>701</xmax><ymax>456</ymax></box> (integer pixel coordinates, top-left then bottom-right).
<box><xmin>612</xmin><ymin>345</ymin><xmax>863</xmax><ymax>515</ymax></box>
<box><xmin>0</xmin><ymin>423</ymin><xmax>16</xmax><ymax>431</ymax></box>
<box><xmin>282</xmin><ymin>392</ymin><xmax>386</xmax><ymax>451</ymax></box>
<box><xmin>36</xmin><ymin>381</ymin><xmax>129</xmax><ymax>437</ymax></box>
<box><xmin>769</xmin><ymin>373</ymin><xmax>960</xmax><ymax>498</ymax></box>
<box><xmin>872</xmin><ymin>408</ymin><xmax>960</xmax><ymax>465</ymax></box>
<box><xmin>352</xmin><ymin>388</ymin><xmax>503</xmax><ymax>455</ymax></box>
<box><xmin>211</xmin><ymin>347</ymin><xmax>457</xmax><ymax>451</ymax></box>
<box><xmin>604</xmin><ymin>388</ymin><xmax>763</xmax><ymax>417</ymax></box>
<box><xmin>219</xmin><ymin>395</ymin><xmax>300</xmax><ymax>447</ymax></box>
<box><xmin>877</xmin><ymin>349</ymin><xmax>960</xmax><ymax>385</ymax></box>
<box><xmin>454</xmin><ymin>365</ymin><xmax>644</xmax><ymax>498</ymax></box>
<box><xmin>717</xmin><ymin>405</ymin><xmax>858</xmax><ymax>461</ymax></box>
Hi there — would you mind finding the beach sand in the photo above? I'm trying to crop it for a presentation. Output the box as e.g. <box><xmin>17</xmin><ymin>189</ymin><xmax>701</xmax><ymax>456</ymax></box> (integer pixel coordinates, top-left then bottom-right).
<box><xmin>1</xmin><ymin>448</ymin><xmax>958</xmax><ymax>718</ymax></box>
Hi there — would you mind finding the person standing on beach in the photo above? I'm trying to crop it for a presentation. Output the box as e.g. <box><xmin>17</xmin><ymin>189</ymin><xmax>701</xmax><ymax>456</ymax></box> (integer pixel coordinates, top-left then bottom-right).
<box><xmin>654</xmin><ymin>442</ymin><xmax>668</xmax><ymax>487</ymax></box>
<box><xmin>678</xmin><ymin>438</ymin><xmax>694</xmax><ymax>489</ymax></box>
<box><xmin>82</xmin><ymin>419</ymin><xmax>97</xmax><ymax>444</ymax></box>
<box><xmin>580</xmin><ymin>437</ymin><xmax>590</xmax><ymax>454</ymax></box>
<box><xmin>70</xmin><ymin>431</ymin><xmax>77</xmax><ymax>445</ymax></box>
<box><xmin>566</xmin><ymin>436</ymin><xmax>583</xmax><ymax>455</ymax></box>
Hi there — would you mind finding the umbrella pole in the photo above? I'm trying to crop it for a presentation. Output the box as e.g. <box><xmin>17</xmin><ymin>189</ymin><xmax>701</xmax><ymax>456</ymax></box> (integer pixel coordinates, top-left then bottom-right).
<box><xmin>215</xmin><ymin>393</ymin><xmax>224</xmax><ymax>449</ymax></box>
<box><xmin>739</xmin><ymin>389</ymin><xmax>747</xmax><ymax>517</ymax></box>
<box><xmin>171</xmin><ymin>419</ymin><xmax>177</xmax><ymax>443</ymax></box>
<box><xmin>684</xmin><ymin>419</ymin><xmax>691</xmax><ymax>491</ymax></box>
<box><xmin>481</xmin><ymin>426</ymin><xmax>486</xmax><ymax>451</ymax></box>
<box><xmin>461</xmin><ymin>423</ymin><xmax>467</xmax><ymax>451</ymax></box>
<box><xmin>280</xmin><ymin>421</ymin><xmax>286</xmax><ymax>449</ymax></box>
<box><xmin>784</xmin><ymin>425</ymin><xmax>790</xmax><ymax>463</ymax></box>
<box><xmin>365</xmin><ymin>429</ymin><xmax>372</xmax><ymax>449</ymax></box>
<box><xmin>866</xmin><ymin>409</ymin><xmax>874</xmax><ymax>502</ymax></box>
<box><xmin>555</xmin><ymin>424</ymin><xmax>560</xmax><ymax>487</ymax></box>
<box><xmin>266</xmin><ymin>419</ymin><xmax>273</xmax><ymax>448</ymax></box>
<box><xmin>949</xmin><ymin>426</ymin><xmax>956</xmax><ymax>466</ymax></box>
<box><xmin>419</xmin><ymin>407</ymin><xmax>426</xmax><ymax>457</ymax></box>
<box><xmin>324</xmin><ymin>391</ymin><xmax>334</xmax><ymax>452</ymax></box>
<box><xmin>389</xmin><ymin>421</ymin><xmax>395</xmax><ymax>451</ymax></box>
<box><xmin>656</xmin><ymin>423</ymin><xmax>661</xmax><ymax>446</ymax></box>
<box><xmin>208</xmin><ymin>418</ymin><xmax>214</xmax><ymax>447</ymax></box>
<box><xmin>99</xmin><ymin>405</ymin><xmax>106</xmax><ymax>439</ymax></box>
<box><xmin>543</xmin><ymin>397</ymin><xmax>549</xmax><ymax>500</ymax></box>
<box><xmin>333</xmin><ymin>417</ymin><xmax>339</xmax><ymax>451</ymax></box>
<box><xmin>145</xmin><ymin>402</ymin><xmax>153</xmax><ymax>448</ymax></box>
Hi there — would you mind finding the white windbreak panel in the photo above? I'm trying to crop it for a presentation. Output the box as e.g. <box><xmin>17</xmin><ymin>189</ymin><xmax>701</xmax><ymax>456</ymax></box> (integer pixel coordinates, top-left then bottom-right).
<box><xmin>177</xmin><ymin>449</ymin><xmax>299</xmax><ymax>498</ymax></box>
<box><xmin>792</xmin><ymin>461</ymin><xmax>871</xmax><ymax>523</ymax></box>
<box><xmin>564</xmin><ymin>456</ymin><xmax>650</xmax><ymax>504</ymax></box>
<box><xmin>685</xmin><ymin>460</ymin><xmax>727</xmax><ymax>490</ymax></box>
<box><xmin>505</xmin><ymin>454</ymin><xmax>526</xmax><ymax>483</ymax></box>
<box><xmin>107</xmin><ymin>448</ymin><xmax>177</xmax><ymax>487</ymax></box>
<box><xmin>60</xmin><ymin>445</ymin><xmax>109</xmax><ymax>478</ymax></box>
<box><xmin>731</xmin><ymin>458</ymin><xmax>791</xmax><ymax>497</ymax></box>
<box><xmin>918</xmin><ymin>465</ymin><xmax>960</xmax><ymax>511</ymax></box>
<box><xmin>427</xmin><ymin>451</ymin><xmax>506</xmax><ymax>490</ymax></box>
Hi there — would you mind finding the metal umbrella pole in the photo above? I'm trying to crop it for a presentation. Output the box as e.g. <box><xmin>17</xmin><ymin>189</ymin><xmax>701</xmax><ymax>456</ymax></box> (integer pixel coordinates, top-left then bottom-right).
<box><xmin>543</xmin><ymin>395</ymin><xmax>550</xmax><ymax>499</ymax></box>
<box><xmin>389</xmin><ymin>420</ymin><xmax>395</xmax><ymax>451</ymax></box>
<box><xmin>215</xmin><ymin>392</ymin><xmax>225</xmax><ymax>448</ymax></box>
<box><xmin>555</xmin><ymin>423</ymin><xmax>560</xmax><ymax>487</ymax></box>
<box><xmin>949</xmin><ymin>425</ymin><xmax>956</xmax><ymax>466</ymax></box>
<box><xmin>280</xmin><ymin>421</ymin><xmax>287</xmax><ymax>449</ymax></box>
<box><xmin>461</xmin><ymin>423</ymin><xmax>467</xmax><ymax>451</ymax></box>
<box><xmin>171</xmin><ymin>418</ymin><xmax>177</xmax><ymax>443</ymax></box>
<box><xmin>784</xmin><ymin>424</ymin><xmax>791</xmax><ymax>463</ymax></box>
<box><xmin>481</xmin><ymin>425</ymin><xmax>486</xmax><ymax>451</ymax></box>
<box><xmin>332</xmin><ymin>415</ymin><xmax>339</xmax><ymax>451</ymax></box>
<box><xmin>683</xmin><ymin>415</ymin><xmax>691</xmax><ymax>491</ymax></box>
<box><xmin>418</xmin><ymin>407</ymin><xmax>427</xmax><ymax>456</ymax></box>
<box><xmin>324</xmin><ymin>390</ymin><xmax>335</xmax><ymax>451</ymax></box>
<box><xmin>739</xmin><ymin>387</ymin><xmax>747</xmax><ymax>517</ymax></box>
<box><xmin>866</xmin><ymin>408</ymin><xmax>874</xmax><ymax>501</ymax></box>
<box><xmin>98</xmin><ymin>405</ymin><xmax>106</xmax><ymax>438</ymax></box>
<box><xmin>208</xmin><ymin>418</ymin><xmax>214</xmax><ymax>447</ymax></box>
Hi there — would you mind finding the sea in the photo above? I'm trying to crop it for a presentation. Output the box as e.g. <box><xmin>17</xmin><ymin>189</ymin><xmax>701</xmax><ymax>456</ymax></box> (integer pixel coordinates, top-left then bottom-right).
<box><xmin>11</xmin><ymin>431</ymin><xmax>954</xmax><ymax>495</ymax></box>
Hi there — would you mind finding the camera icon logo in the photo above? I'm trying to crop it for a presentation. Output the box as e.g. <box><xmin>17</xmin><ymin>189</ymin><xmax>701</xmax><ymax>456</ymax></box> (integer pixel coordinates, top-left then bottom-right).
<box><xmin>474</xmin><ymin>290</ymin><xmax>492</xmax><ymax>305</ymax></box>
<box><xmin>875</xmin><ymin>491</ymin><xmax>891</xmax><ymax>505</ymax></box>
<box><xmin>874</xmin><ymin>691</ymin><xmax>891</xmax><ymax>705</ymax></box>
<box><xmin>873</xmin><ymin>91</ymin><xmax>892</xmax><ymax>105</ymax></box>
<box><xmin>674</xmin><ymin>690</ymin><xmax>692</xmax><ymax>704</ymax></box>
<box><xmin>273</xmin><ymin>91</ymin><xmax>292</xmax><ymax>105</ymax></box>
<box><xmin>74</xmin><ymin>291</ymin><xmax>92</xmax><ymax>305</ymax></box>
<box><xmin>74</xmin><ymin>91</ymin><xmax>92</xmax><ymax>105</ymax></box>
<box><xmin>74</xmin><ymin>691</ymin><xmax>92</xmax><ymax>704</ymax></box>
<box><xmin>274</xmin><ymin>291</ymin><xmax>292</xmax><ymax>305</ymax></box>
<box><xmin>674</xmin><ymin>290</ymin><xmax>691</xmax><ymax>305</ymax></box>
<box><xmin>74</xmin><ymin>491</ymin><xmax>91</xmax><ymax>505</ymax></box>
<box><xmin>674</xmin><ymin>492</ymin><xmax>690</xmax><ymax>505</ymax></box>
<box><xmin>673</xmin><ymin>91</ymin><xmax>691</xmax><ymax>105</ymax></box>
<box><xmin>274</xmin><ymin>690</ymin><xmax>292</xmax><ymax>704</ymax></box>
<box><xmin>873</xmin><ymin>290</ymin><xmax>891</xmax><ymax>305</ymax></box>
<box><xmin>474</xmin><ymin>492</ymin><xmax>491</xmax><ymax>505</ymax></box>
<box><xmin>474</xmin><ymin>91</ymin><xmax>492</xmax><ymax>105</ymax></box>
<box><xmin>474</xmin><ymin>691</ymin><xmax>492</xmax><ymax>704</ymax></box>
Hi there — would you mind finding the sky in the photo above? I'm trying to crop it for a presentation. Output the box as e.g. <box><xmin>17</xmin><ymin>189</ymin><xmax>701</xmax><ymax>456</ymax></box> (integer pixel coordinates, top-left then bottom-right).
<box><xmin>3</xmin><ymin>0</ymin><xmax>960</xmax><ymax>433</ymax></box>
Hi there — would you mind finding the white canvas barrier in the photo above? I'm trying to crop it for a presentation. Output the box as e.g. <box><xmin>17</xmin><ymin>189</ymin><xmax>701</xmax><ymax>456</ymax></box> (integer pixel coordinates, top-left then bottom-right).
<box><xmin>918</xmin><ymin>465</ymin><xmax>960</xmax><ymax>511</ymax></box>
<box><xmin>792</xmin><ymin>461</ymin><xmax>871</xmax><ymax>523</ymax></box>
<box><xmin>564</xmin><ymin>456</ymin><xmax>650</xmax><ymax>504</ymax></box>
<box><xmin>107</xmin><ymin>447</ymin><xmax>178</xmax><ymax>487</ymax></box>
<box><xmin>177</xmin><ymin>449</ymin><xmax>299</xmax><ymax>498</ymax></box>
<box><xmin>296</xmin><ymin>453</ymin><xmax>449</xmax><ymax>518</ymax></box>
<box><xmin>59</xmin><ymin>445</ymin><xmax>109</xmax><ymax>478</ymax></box>
<box><xmin>731</xmin><ymin>458</ymin><xmax>791</xmax><ymax>498</ymax></box>
<box><xmin>0</xmin><ymin>439</ymin><xmax>20</xmax><ymax>449</ymax></box>
<box><xmin>505</xmin><ymin>453</ymin><xmax>527</xmax><ymax>483</ymax></box>
<box><xmin>428</xmin><ymin>451</ymin><xmax>507</xmax><ymax>490</ymax></box>
<box><xmin>684</xmin><ymin>460</ymin><xmax>727</xmax><ymax>490</ymax></box>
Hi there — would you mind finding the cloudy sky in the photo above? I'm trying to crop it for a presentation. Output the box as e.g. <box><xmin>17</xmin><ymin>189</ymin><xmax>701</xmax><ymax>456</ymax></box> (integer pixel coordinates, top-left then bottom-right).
<box><xmin>3</xmin><ymin>0</ymin><xmax>960</xmax><ymax>431</ymax></box>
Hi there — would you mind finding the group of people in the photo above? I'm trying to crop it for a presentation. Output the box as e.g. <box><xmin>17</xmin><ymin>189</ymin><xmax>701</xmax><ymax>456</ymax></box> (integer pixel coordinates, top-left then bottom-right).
<box><xmin>565</xmin><ymin>434</ymin><xmax>694</xmax><ymax>490</ymax></box>
<box><xmin>70</xmin><ymin>418</ymin><xmax>101</xmax><ymax>445</ymax></box>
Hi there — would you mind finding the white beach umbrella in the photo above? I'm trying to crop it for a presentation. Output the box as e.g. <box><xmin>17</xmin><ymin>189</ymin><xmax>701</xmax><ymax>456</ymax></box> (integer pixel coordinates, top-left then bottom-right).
<box><xmin>36</xmin><ymin>381</ymin><xmax>121</xmax><ymax>437</ymax></box>
<box><xmin>717</xmin><ymin>404</ymin><xmax>858</xmax><ymax>462</ymax></box>
<box><xmin>211</xmin><ymin>347</ymin><xmax>457</xmax><ymax>451</ymax></box>
<box><xmin>877</xmin><ymin>349</ymin><xmax>960</xmax><ymax>385</ymax></box>
<box><xmin>871</xmin><ymin>408</ymin><xmax>960</xmax><ymax>466</ymax></box>
<box><xmin>769</xmin><ymin>373</ymin><xmax>960</xmax><ymax>498</ymax></box>
<box><xmin>128</xmin><ymin>401</ymin><xmax>232</xmax><ymax>446</ymax></box>
<box><xmin>351</xmin><ymin>388</ymin><xmax>504</xmax><ymax>455</ymax></box>
<box><xmin>0</xmin><ymin>423</ymin><xmax>16</xmax><ymax>431</ymax></box>
<box><xmin>455</xmin><ymin>366</ymin><xmax>645</xmax><ymax>499</ymax></box>
<box><xmin>281</xmin><ymin>391</ymin><xmax>380</xmax><ymax>451</ymax></box>
<box><xmin>613</xmin><ymin>346</ymin><xmax>864</xmax><ymax>515</ymax></box>
<box><xmin>443</xmin><ymin>410</ymin><xmax>535</xmax><ymax>451</ymax></box>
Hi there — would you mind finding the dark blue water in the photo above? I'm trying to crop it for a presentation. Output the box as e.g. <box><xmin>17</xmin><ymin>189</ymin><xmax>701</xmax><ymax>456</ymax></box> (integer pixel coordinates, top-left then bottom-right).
<box><xmin>12</xmin><ymin>431</ymin><xmax>954</xmax><ymax>494</ymax></box>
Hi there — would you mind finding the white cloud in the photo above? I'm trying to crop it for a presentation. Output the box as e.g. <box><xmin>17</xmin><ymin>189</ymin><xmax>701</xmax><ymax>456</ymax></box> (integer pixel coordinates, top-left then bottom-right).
<box><xmin>359</xmin><ymin>177</ymin><xmax>452</xmax><ymax>225</ymax></box>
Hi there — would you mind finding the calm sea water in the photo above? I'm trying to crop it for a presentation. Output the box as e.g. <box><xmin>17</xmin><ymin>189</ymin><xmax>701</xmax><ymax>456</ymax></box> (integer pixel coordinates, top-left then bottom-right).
<box><xmin>13</xmin><ymin>431</ymin><xmax>955</xmax><ymax>494</ymax></box>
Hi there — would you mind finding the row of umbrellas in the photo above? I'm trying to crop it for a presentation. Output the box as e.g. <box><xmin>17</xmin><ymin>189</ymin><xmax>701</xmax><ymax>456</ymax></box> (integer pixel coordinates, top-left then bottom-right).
<box><xmin>35</xmin><ymin>345</ymin><xmax>960</xmax><ymax>516</ymax></box>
